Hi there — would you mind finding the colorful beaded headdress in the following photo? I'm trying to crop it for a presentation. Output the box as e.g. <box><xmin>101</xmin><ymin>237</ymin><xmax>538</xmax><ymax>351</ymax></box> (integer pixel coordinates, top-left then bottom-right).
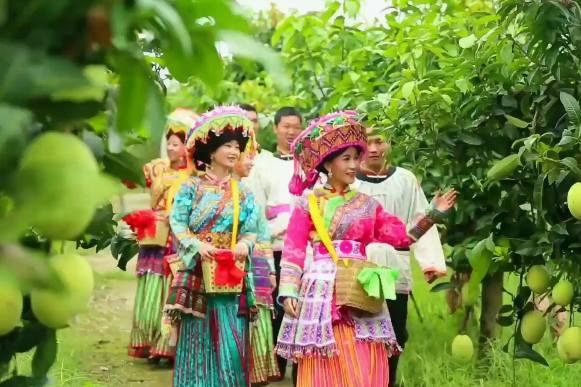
<box><xmin>166</xmin><ymin>107</ymin><xmax>199</xmax><ymax>138</ymax></box>
<box><xmin>186</xmin><ymin>105</ymin><xmax>257</xmax><ymax>170</ymax></box>
<box><xmin>288</xmin><ymin>110</ymin><xmax>367</xmax><ymax>195</ymax></box>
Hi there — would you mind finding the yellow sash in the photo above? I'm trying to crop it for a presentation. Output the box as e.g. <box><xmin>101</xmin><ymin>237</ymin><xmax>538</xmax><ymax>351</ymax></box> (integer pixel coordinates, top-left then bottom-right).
<box><xmin>231</xmin><ymin>179</ymin><xmax>240</xmax><ymax>250</ymax></box>
<box><xmin>307</xmin><ymin>194</ymin><xmax>348</xmax><ymax>267</ymax></box>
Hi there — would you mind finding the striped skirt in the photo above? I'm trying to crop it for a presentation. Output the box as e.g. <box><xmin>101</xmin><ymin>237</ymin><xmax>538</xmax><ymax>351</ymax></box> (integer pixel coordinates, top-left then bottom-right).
<box><xmin>250</xmin><ymin>307</ymin><xmax>280</xmax><ymax>385</ymax></box>
<box><xmin>296</xmin><ymin>323</ymin><xmax>389</xmax><ymax>387</ymax></box>
<box><xmin>128</xmin><ymin>271</ymin><xmax>175</xmax><ymax>358</ymax></box>
<box><xmin>174</xmin><ymin>295</ymin><xmax>250</xmax><ymax>387</ymax></box>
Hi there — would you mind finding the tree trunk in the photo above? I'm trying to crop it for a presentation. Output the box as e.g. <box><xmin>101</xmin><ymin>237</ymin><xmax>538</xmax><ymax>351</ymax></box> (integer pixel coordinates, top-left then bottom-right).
<box><xmin>478</xmin><ymin>271</ymin><xmax>503</xmax><ymax>358</ymax></box>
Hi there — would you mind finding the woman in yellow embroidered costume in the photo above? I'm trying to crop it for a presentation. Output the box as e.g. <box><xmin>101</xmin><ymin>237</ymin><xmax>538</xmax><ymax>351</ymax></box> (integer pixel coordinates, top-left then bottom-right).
<box><xmin>164</xmin><ymin>106</ymin><xmax>261</xmax><ymax>387</ymax></box>
<box><xmin>276</xmin><ymin>111</ymin><xmax>457</xmax><ymax>387</ymax></box>
<box><xmin>126</xmin><ymin>108</ymin><xmax>198</xmax><ymax>363</ymax></box>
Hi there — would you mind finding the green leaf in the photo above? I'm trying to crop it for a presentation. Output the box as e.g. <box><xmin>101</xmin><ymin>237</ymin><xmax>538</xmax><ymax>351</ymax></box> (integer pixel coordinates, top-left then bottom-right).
<box><xmin>457</xmin><ymin>133</ymin><xmax>483</xmax><ymax>145</ymax></box>
<box><xmin>271</xmin><ymin>15</ymin><xmax>296</xmax><ymax>46</ymax></box>
<box><xmin>430</xmin><ymin>281</ymin><xmax>456</xmax><ymax>292</ymax></box>
<box><xmin>561</xmin><ymin>157</ymin><xmax>581</xmax><ymax>179</ymax></box>
<box><xmin>220</xmin><ymin>31</ymin><xmax>289</xmax><ymax>90</ymax></box>
<box><xmin>500</xmin><ymin>41</ymin><xmax>513</xmax><ymax>65</ymax></box>
<box><xmin>533</xmin><ymin>173</ymin><xmax>546</xmax><ymax>215</ymax></box>
<box><xmin>139</xmin><ymin>0</ymin><xmax>192</xmax><ymax>58</ymax></box>
<box><xmin>552</xmin><ymin>222</ymin><xmax>568</xmax><ymax>235</ymax></box>
<box><xmin>459</xmin><ymin>34</ymin><xmax>477</xmax><ymax>49</ymax></box>
<box><xmin>401</xmin><ymin>81</ymin><xmax>415</xmax><ymax>99</ymax></box>
<box><xmin>31</xmin><ymin>329</ymin><xmax>57</xmax><ymax>378</ymax></box>
<box><xmin>559</xmin><ymin>92</ymin><xmax>581</xmax><ymax>126</ymax></box>
<box><xmin>0</xmin><ymin>376</ymin><xmax>49</xmax><ymax>387</ymax></box>
<box><xmin>338</xmin><ymin>96</ymin><xmax>351</xmax><ymax>110</ymax></box>
<box><xmin>145</xmin><ymin>80</ymin><xmax>167</xmax><ymax>148</ymax></box>
<box><xmin>321</xmin><ymin>1</ymin><xmax>341</xmax><ymax>23</ymax></box>
<box><xmin>496</xmin><ymin>314</ymin><xmax>514</xmax><ymax>327</ymax></box>
<box><xmin>515</xmin><ymin>344</ymin><xmax>549</xmax><ymax>367</ymax></box>
<box><xmin>103</xmin><ymin>151</ymin><xmax>146</xmax><ymax>187</ymax></box>
<box><xmin>115</xmin><ymin>54</ymin><xmax>149</xmax><ymax>132</ymax></box>
<box><xmin>504</xmin><ymin>114</ymin><xmax>530</xmax><ymax>128</ymax></box>
<box><xmin>499</xmin><ymin>304</ymin><xmax>514</xmax><ymax>314</ymax></box>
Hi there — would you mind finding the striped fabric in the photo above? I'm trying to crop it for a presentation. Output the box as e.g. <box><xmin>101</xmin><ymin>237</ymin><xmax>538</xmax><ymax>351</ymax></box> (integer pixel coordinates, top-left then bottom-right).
<box><xmin>250</xmin><ymin>307</ymin><xmax>280</xmax><ymax>385</ymax></box>
<box><xmin>296</xmin><ymin>323</ymin><xmax>389</xmax><ymax>387</ymax></box>
<box><xmin>174</xmin><ymin>295</ymin><xmax>250</xmax><ymax>387</ymax></box>
<box><xmin>128</xmin><ymin>273</ymin><xmax>175</xmax><ymax>358</ymax></box>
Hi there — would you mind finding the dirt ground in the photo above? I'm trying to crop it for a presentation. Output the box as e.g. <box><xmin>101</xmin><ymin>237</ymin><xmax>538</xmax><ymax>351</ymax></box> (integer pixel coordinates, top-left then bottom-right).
<box><xmin>74</xmin><ymin>246</ymin><xmax>293</xmax><ymax>387</ymax></box>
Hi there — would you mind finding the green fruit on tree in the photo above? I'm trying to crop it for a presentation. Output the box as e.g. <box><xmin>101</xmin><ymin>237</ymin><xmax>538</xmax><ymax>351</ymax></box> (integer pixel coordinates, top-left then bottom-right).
<box><xmin>561</xmin><ymin>327</ymin><xmax>581</xmax><ymax>361</ymax></box>
<box><xmin>31</xmin><ymin>254</ymin><xmax>94</xmax><ymax>329</ymax></box>
<box><xmin>451</xmin><ymin>335</ymin><xmax>474</xmax><ymax>360</ymax></box>
<box><xmin>486</xmin><ymin>154</ymin><xmax>520</xmax><ymax>180</ymax></box>
<box><xmin>0</xmin><ymin>280</ymin><xmax>23</xmax><ymax>335</ymax></box>
<box><xmin>553</xmin><ymin>280</ymin><xmax>574</xmax><ymax>307</ymax></box>
<box><xmin>50</xmin><ymin>65</ymin><xmax>108</xmax><ymax>103</ymax></box>
<box><xmin>462</xmin><ymin>283</ymin><xmax>477</xmax><ymax>307</ymax></box>
<box><xmin>557</xmin><ymin>336</ymin><xmax>577</xmax><ymax>364</ymax></box>
<box><xmin>567</xmin><ymin>182</ymin><xmax>581</xmax><ymax>220</ymax></box>
<box><xmin>527</xmin><ymin>265</ymin><xmax>550</xmax><ymax>294</ymax></box>
<box><xmin>521</xmin><ymin>311</ymin><xmax>546</xmax><ymax>344</ymax></box>
<box><xmin>19</xmin><ymin>132</ymin><xmax>99</xmax><ymax>173</ymax></box>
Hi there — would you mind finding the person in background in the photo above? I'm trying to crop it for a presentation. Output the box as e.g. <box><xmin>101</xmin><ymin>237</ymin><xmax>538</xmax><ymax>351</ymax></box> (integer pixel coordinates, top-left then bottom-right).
<box><xmin>125</xmin><ymin>108</ymin><xmax>198</xmax><ymax>366</ymax></box>
<box><xmin>245</xmin><ymin>106</ymin><xmax>303</xmax><ymax>382</ymax></box>
<box><xmin>164</xmin><ymin>106</ymin><xmax>260</xmax><ymax>387</ymax></box>
<box><xmin>352</xmin><ymin>127</ymin><xmax>448</xmax><ymax>387</ymax></box>
<box><xmin>235</xmin><ymin>152</ymin><xmax>281</xmax><ymax>386</ymax></box>
<box><xmin>239</xmin><ymin>103</ymin><xmax>260</xmax><ymax>134</ymax></box>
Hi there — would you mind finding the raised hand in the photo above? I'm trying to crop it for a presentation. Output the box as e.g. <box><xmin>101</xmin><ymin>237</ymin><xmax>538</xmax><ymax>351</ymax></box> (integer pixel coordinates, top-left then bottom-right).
<box><xmin>433</xmin><ymin>189</ymin><xmax>457</xmax><ymax>212</ymax></box>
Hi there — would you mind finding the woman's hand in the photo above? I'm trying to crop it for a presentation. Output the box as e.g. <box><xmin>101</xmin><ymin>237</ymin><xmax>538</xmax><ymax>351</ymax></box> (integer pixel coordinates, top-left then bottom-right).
<box><xmin>434</xmin><ymin>189</ymin><xmax>457</xmax><ymax>212</ymax></box>
<box><xmin>199</xmin><ymin>243</ymin><xmax>218</xmax><ymax>261</ymax></box>
<box><xmin>233</xmin><ymin>243</ymin><xmax>249</xmax><ymax>261</ymax></box>
<box><xmin>269</xmin><ymin>274</ymin><xmax>277</xmax><ymax>291</ymax></box>
<box><xmin>283</xmin><ymin>298</ymin><xmax>298</xmax><ymax>318</ymax></box>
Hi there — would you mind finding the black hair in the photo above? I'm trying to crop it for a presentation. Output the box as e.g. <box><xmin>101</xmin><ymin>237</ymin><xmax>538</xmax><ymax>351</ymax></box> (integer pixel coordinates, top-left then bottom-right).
<box><xmin>238</xmin><ymin>103</ymin><xmax>257</xmax><ymax>113</ymax></box>
<box><xmin>165</xmin><ymin>129</ymin><xmax>186</xmax><ymax>144</ymax></box>
<box><xmin>274</xmin><ymin>106</ymin><xmax>302</xmax><ymax>125</ymax></box>
<box><xmin>192</xmin><ymin>129</ymin><xmax>249</xmax><ymax>167</ymax></box>
<box><xmin>316</xmin><ymin>146</ymin><xmax>363</xmax><ymax>175</ymax></box>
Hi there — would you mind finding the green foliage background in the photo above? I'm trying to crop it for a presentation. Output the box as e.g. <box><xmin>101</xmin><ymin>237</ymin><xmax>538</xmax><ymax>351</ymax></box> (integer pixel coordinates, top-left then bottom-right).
<box><xmin>3</xmin><ymin>0</ymin><xmax>581</xmax><ymax>384</ymax></box>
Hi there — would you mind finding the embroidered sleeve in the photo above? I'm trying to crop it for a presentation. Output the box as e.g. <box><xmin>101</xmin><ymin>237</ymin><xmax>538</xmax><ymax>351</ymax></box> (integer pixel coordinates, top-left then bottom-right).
<box><xmin>143</xmin><ymin>162</ymin><xmax>153</xmax><ymax>188</ymax></box>
<box><xmin>374</xmin><ymin>203</ymin><xmax>444</xmax><ymax>248</ymax></box>
<box><xmin>237</xmin><ymin>186</ymin><xmax>259</xmax><ymax>252</ymax></box>
<box><xmin>169</xmin><ymin>180</ymin><xmax>202</xmax><ymax>269</ymax></box>
<box><xmin>278</xmin><ymin>196</ymin><xmax>311</xmax><ymax>302</ymax></box>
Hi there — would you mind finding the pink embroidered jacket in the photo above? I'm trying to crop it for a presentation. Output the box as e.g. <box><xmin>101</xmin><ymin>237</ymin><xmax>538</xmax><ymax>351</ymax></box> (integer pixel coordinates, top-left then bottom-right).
<box><xmin>278</xmin><ymin>188</ymin><xmax>443</xmax><ymax>300</ymax></box>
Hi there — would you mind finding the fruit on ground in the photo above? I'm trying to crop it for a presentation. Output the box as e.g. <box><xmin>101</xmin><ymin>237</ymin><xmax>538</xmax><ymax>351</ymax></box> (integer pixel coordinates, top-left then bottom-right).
<box><xmin>19</xmin><ymin>132</ymin><xmax>99</xmax><ymax>173</ymax></box>
<box><xmin>486</xmin><ymin>154</ymin><xmax>520</xmax><ymax>180</ymax></box>
<box><xmin>31</xmin><ymin>254</ymin><xmax>94</xmax><ymax>329</ymax></box>
<box><xmin>527</xmin><ymin>265</ymin><xmax>550</xmax><ymax>294</ymax></box>
<box><xmin>521</xmin><ymin>311</ymin><xmax>546</xmax><ymax>344</ymax></box>
<box><xmin>451</xmin><ymin>335</ymin><xmax>474</xmax><ymax>360</ymax></box>
<box><xmin>553</xmin><ymin>280</ymin><xmax>574</xmax><ymax>307</ymax></box>
<box><xmin>462</xmin><ymin>283</ymin><xmax>478</xmax><ymax>307</ymax></box>
<box><xmin>561</xmin><ymin>327</ymin><xmax>581</xmax><ymax>361</ymax></box>
<box><xmin>568</xmin><ymin>182</ymin><xmax>581</xmax><ymax>220</ymax></box>
<box><xmin>557</xmin><ymin>336</ymin><xmax>577</xmax><ymax>364</ymax></box>
<box><xmin>0</xmin><ymin>280</ymin><xmax>23</xmax><ymax>335</ymax></box>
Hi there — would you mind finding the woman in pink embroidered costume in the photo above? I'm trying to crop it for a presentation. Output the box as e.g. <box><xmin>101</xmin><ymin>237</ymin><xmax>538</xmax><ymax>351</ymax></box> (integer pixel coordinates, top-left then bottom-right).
<box><xmin>275</xmin><ymin>111</ymin><xmax>457</xmax><ymax>387</ymax></box>
<box><xmin>124</xmin><ymin>108</ymin><xmax>198</xmax><ymax>364</ymax></box>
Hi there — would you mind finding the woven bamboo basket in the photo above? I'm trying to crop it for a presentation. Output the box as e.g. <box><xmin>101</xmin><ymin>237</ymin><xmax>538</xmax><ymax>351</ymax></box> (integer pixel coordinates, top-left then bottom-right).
<box><xmin>139</xmin><ymin>219</ymin><xmax>169</xmax><ymax>247</ymax></box>
<box><xmin>335</xmin><ymin>260</ymin><xmax>384</xmax><ymax>315</ymax></box>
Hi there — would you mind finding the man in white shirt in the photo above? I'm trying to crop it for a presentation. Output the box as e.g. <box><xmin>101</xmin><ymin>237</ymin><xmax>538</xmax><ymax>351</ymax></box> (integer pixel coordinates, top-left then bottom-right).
<box><xmin>353</xmin><ymin>128</ymin><xmax>448</xmax><ymax>387</ymax></box>
<box><xmin>245</xmin><ymin>106</ymin><xmax>303</xmax><ymax>383</ymax></box>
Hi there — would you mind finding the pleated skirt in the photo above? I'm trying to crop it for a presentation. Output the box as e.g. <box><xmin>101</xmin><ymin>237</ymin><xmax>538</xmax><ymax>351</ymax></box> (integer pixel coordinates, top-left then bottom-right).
<box><xmin>250</xmin><ymin>307</ymin><xmax>280</xmax><ymax>385</ymax></box>
<box><xmin>173</xmin><ymin>295</ymin><xmax>250</xmax><ymax>387</ymax></box>
<box><xmin>296</xmin><ymin>323</ymin><xmax>389</xmax><ymax>387</ymax></box>
<box><xmin>128</xmin><ymin>271</ymin><xmax>175</xmax><ymax>358</ymax></box>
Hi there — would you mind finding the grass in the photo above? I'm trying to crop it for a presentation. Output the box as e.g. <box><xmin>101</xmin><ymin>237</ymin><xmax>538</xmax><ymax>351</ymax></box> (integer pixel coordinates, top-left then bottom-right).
<box><xmin>9</xmin><ymin>252</ymin><xmax>581</xmax><ymax>387</ymax></box>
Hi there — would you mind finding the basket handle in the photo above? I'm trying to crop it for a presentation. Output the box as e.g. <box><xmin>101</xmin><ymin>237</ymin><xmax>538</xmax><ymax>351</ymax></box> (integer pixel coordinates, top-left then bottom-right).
<box><xmin>308</xmin><ymin>194</ymin><xmax>348</xmax><ymax>267</ymax></box>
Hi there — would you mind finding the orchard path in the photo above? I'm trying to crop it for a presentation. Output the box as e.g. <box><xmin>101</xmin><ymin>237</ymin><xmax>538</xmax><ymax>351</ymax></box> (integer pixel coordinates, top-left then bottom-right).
<box><xmin>73</xmin><ymin>193</ymin><xmax>293</xmax><ymax>387</ymax></box>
